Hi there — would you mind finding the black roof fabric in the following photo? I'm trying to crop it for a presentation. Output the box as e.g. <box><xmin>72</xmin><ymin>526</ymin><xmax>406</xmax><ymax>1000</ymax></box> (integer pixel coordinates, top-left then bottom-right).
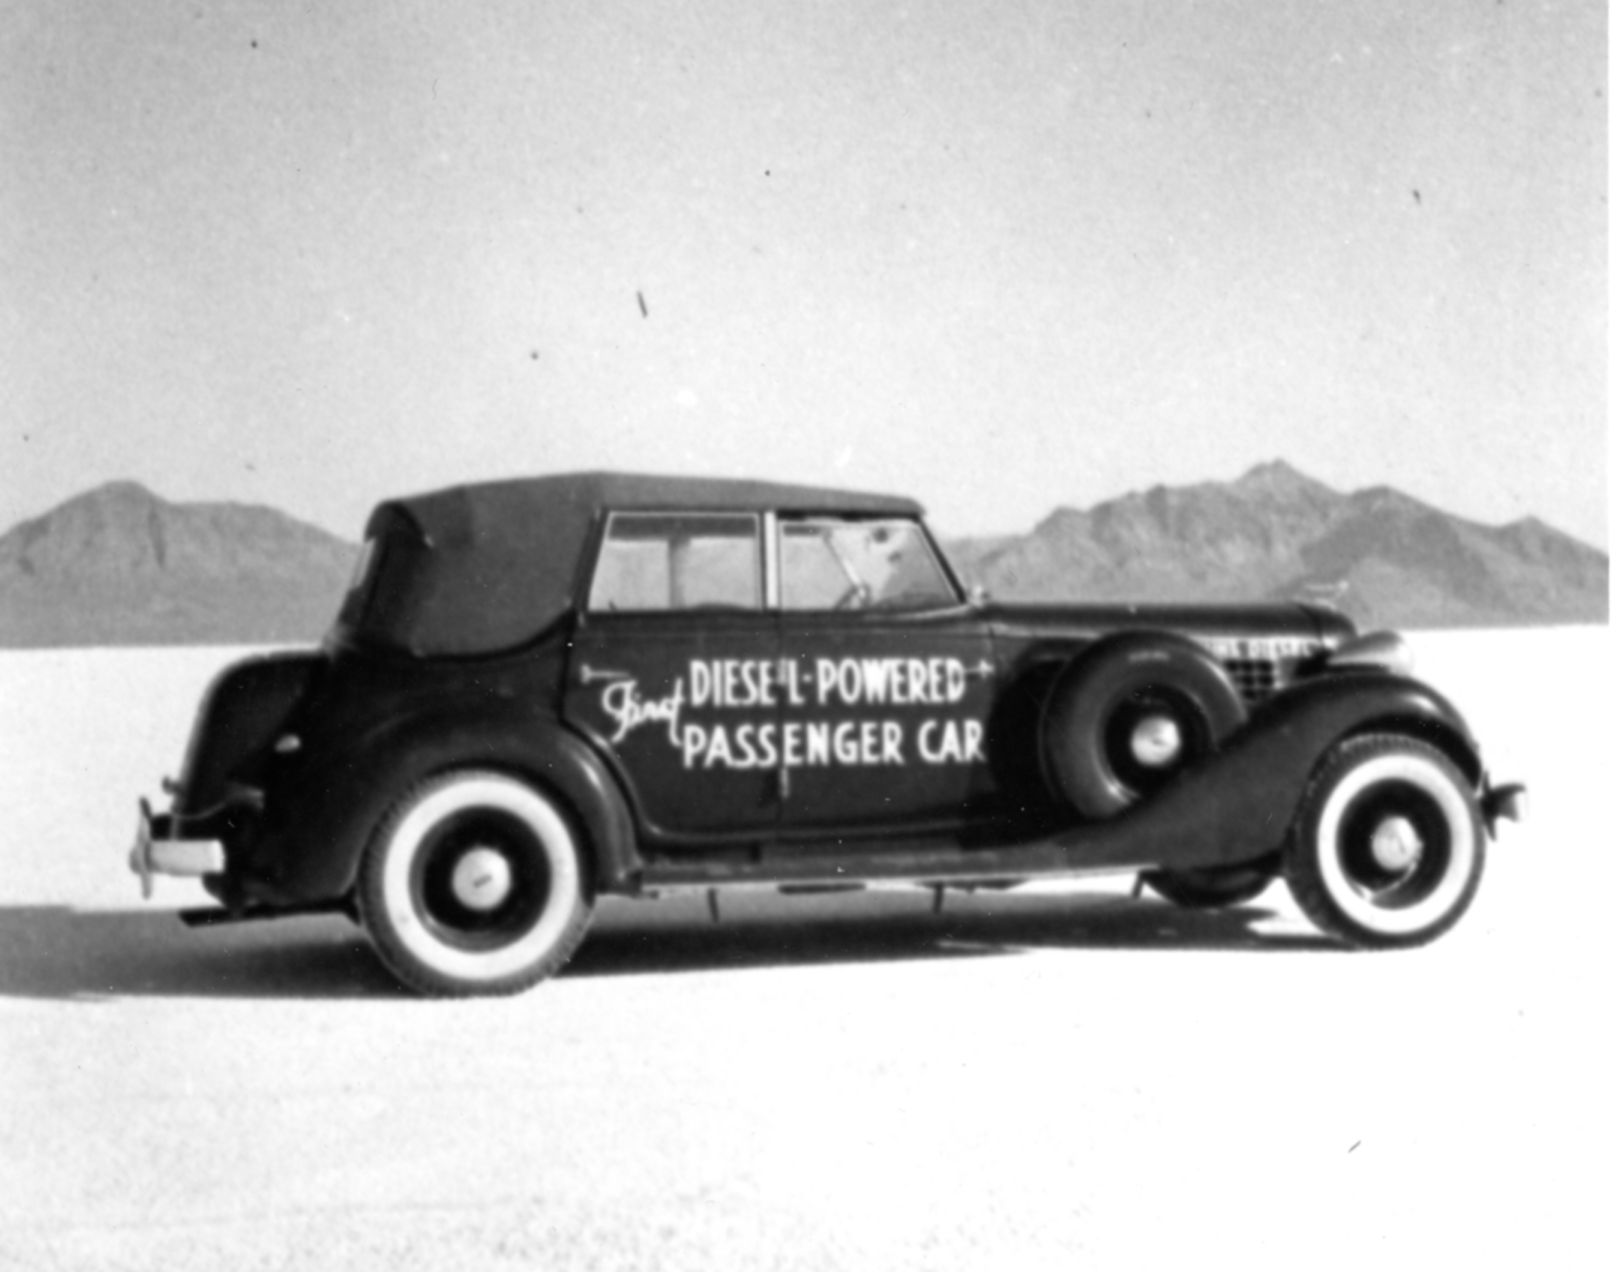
<box><xmin>381</xmin><ymin>472</ymin><xmax>922</xmax><ymax>533</ymax></box>
<box><xmin>341</xmin><ymin>472</ymin><xmax>924</xmax><ymax>656</ymax></box>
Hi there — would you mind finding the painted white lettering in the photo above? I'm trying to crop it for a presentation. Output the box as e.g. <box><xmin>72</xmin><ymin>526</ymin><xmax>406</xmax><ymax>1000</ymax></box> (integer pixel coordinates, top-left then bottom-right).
<box><xmin>832</xmin><ymin>721</ymin><xmax>858</xmax><ymax>764</ymax></box>
<box><xmin>601</xmin><ymin>678</ymin><xmax>685</xmax><ymax>745</ymax></box>
<box><xmin>918</xmin><ymin>717</ymin><xmax>986</xmax><ymax>764</ymax></box>
<box><xmin>681</xmin><ymin>722</ymin><xmax>708</xmax><ymax>768</ymax></box>
<box><xmin>838</xmin><ymin>660</ymin><xmax>863</xmax><ymax>705</ymax></box>
<box><xmin>755</xmin><ymin>722</ymin><xmax>779</xmax><ymax>768</ymax></box>
<box><xmin>704</xmin><ymin>725</ymin><xmax>734</xmax><ymax>769</ymax></box>
<box><xmin>815</xmin><ymin>659</ymin><xmax>837</xmax><ymax>706</ymax></box>
<box><xmin>807</xmin><ymin>722</ymin><xmax>832</xmax><ymax>766</ymax></box>
<box><xmin>856</xmin><ymin>720</ymin><xmax>877</xmax><ymax>763</ymax></box>
<box><xmin>783</xmin><ymin>660</ymin><xmax>807</xmax><ymax>706</ymax></box>
<box><xmin>862</xmin><ymin>659</ymin><xmax>892</xmax><ymax>704</ymax></box>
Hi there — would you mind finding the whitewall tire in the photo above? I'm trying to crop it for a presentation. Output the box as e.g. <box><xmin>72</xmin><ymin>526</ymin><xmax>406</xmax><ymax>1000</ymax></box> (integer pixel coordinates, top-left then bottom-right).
<box><xmin>1286</xmin><ymin>735</ymin><xmax>1484</xmax><ymax>949</ymax></box>
<box><xmin>358</xmin><ymin>771</ymin><xmax>592</xmax><ymax>996</ymax></box>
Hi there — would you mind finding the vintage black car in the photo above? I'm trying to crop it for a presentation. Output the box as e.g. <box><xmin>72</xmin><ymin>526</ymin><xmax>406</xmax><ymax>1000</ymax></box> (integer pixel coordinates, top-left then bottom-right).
<box><xmin>132</xmin><ymin>473</ymin><xmax>1525</xmax><ymax>995</ymax></box>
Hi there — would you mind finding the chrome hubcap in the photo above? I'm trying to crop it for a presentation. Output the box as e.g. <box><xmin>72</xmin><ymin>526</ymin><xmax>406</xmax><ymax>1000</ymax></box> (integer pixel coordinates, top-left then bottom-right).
<box><xmin>1130</xmin><ymin>715</ymin><xmax>1183</xmax><ymax>769</ymax></box>
<box><xmin>1369</xmin><ymin>815</ymin><xmax>1423</xmax><ymax>872</ymax></box>
<box><xmin>451</xmin><ymin>847</ymin><xmax>514</xmax><ymax>911</ymax></box>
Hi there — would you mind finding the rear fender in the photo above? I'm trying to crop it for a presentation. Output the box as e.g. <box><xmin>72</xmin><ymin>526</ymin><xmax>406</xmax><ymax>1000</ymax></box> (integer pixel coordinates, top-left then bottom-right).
<box><xmin>254</xmin><ymin>705</ymin><xmax>640</xmax><ymax>905</ymax></box>
<box><xmin>176</xmin><ymin>651</ymin><xmax>323</xmax><ymax>814</ymax></box>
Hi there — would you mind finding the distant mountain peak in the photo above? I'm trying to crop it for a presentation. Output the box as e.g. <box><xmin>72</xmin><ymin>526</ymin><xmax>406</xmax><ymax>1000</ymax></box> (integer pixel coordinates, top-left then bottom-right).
<box><xmin>1241</xmin><ymin>458</ymin><xmax>1304</xmax><ymax>482</ymax></box>
<box><xmin>84</xmin><ymin>478</ymin><xmax>161</xmax><ymax>500</ymax></box>
<box><xmin>53</xmin><ymin>479</ymin><xmax>167</xmax><ymax>514</ymax></box>
<box><xmin>1349</xmin><ymin>484</ymin><xmax>1436</xmax><ymax>519</ymax></box>
<box><xmin>0</xmin><ymin>482</ymin><xmax>361</xmax><ymax>646</ymax></box>
<box><xmin>1232</xmin><ymin>459</ymin><xmax>1337</xmax><ymax>499</ymax></box>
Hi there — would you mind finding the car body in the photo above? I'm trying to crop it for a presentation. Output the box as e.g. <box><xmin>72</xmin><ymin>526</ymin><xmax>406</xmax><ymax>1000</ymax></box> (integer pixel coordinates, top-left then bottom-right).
<box><xmin>131</xmin><ymin>472</ymin><xmax>1526</xmax><ymax>994</ymax></box>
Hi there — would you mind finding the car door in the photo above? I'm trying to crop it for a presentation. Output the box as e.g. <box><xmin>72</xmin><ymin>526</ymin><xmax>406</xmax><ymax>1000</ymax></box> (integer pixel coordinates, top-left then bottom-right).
<box><xmin>774</xmin><ymin>515</ymin><xmax>999</xmax><ymax>835</ymax></box>
<box><xmin>564</xmin><ymin>511</ymin><xmax>781</xmax><ymax>843</ymax></box>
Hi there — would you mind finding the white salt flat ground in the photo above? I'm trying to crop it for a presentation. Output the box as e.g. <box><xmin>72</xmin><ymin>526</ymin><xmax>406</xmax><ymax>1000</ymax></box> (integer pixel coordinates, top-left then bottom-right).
<box><xmin>0</xmin><ymin>630</ymin><xmax>1604</xmax><ymax>1270</ymax></box>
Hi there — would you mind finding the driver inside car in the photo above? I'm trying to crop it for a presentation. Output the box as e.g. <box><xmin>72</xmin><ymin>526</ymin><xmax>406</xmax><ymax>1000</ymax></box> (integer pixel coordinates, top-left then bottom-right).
<box><xmin>864</xmin><ymin>522</ymin><xmax>943</xmax><ymax>608</ymax></box>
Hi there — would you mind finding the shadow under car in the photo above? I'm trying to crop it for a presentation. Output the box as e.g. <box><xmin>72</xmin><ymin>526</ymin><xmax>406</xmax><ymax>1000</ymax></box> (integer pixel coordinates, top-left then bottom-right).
<box><xmin>0</xmin><ymin>888</ymin><xmax>1336</xmax><ymax>1002</ymax></box>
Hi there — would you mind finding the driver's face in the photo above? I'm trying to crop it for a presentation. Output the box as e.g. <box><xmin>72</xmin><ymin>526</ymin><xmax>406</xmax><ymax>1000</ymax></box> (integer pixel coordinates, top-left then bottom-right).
<box><xmin>863</xmin><ymin>526</ymin><xmax>903</xmax><ymax>584</ymax></box>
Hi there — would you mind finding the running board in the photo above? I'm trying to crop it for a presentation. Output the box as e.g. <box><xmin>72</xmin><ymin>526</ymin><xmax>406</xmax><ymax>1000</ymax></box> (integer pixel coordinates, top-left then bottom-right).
<box><xmin>178</xmin><ymin>900</ymin><xmax>350</xmax><ymax>928</ymax></box>
<box><xmin>638</xmin><ymin>846</ymin><xmax>1156</xmax><ymax>892</ymax></box>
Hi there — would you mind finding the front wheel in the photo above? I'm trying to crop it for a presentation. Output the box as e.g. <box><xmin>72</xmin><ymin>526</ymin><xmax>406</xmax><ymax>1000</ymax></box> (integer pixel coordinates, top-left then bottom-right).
<box><xmin>1285</xmin><ymin>735</ymin><xmax>1485</xmax><ymax>949</ymax></box>
<box><xmin>358</xmin><ymin>771</ymin><xmax>592</xmax><ymax>996</ymax></box>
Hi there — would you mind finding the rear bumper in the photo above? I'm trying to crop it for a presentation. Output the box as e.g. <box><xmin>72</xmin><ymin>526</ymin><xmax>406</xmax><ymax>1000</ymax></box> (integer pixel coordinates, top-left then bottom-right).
<box><xmin>128</xmin><ymin>788</ymin><xmax>260</xmax><ymax>899</ymax></box>
<box><xmin>128</xmin><ymin>800</ymin><xmax>223</xmax><ymax>898</ymax></box>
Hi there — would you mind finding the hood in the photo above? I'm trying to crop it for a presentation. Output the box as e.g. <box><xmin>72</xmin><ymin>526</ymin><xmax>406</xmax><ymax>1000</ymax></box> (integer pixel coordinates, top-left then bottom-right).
<box><xmin>979</xmin><ymin>598</ymin><xmax>1357</xmax><ymax>647</ymax></box>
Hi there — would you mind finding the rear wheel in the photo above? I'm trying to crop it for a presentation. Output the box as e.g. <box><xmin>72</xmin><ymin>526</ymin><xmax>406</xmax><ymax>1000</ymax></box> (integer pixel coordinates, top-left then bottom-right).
<box><xmin>358</xmin><ymin>770</ymin><xmax>592</xmax><ymax>996</ymax></box>
<box><xmin>1143</xmin><ymin>860</ymin><xmax>1277</xmax><ymax>910</ymax></box>
<box><xmin>1285</xmin><ymin>735</ymin><xmax>1484</xmax><ymax>949</ymax></box>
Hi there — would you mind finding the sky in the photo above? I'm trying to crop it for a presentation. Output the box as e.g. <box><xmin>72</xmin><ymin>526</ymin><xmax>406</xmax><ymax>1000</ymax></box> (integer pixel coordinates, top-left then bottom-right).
<box><xmin>2</xmin><ymin>0</ymin><xmax>1605</xmax><ymax>546</ymax></box>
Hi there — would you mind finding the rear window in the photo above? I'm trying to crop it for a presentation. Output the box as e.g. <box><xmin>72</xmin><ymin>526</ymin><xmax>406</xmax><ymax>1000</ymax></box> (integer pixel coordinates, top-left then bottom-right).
<box><xmin>332</xmin><ymin>535</ymin><xmax>386</xmax><ymax>638</ymax></box>
<box><xmin>588</xmin><ymin>513</ymin><xmax>762</xmax><ymax>612</ymax></box>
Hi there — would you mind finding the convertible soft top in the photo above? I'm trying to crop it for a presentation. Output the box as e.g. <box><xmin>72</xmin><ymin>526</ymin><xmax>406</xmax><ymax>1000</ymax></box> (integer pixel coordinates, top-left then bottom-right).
<box><xmin>336</xmin><ymin>472</ymin><xmax>923</xmax><ymax>655</ymax></box>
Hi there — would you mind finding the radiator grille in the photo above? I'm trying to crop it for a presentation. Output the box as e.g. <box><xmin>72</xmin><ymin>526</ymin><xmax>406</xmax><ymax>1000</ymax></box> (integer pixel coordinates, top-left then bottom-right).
<box><xmin>1223</xmin><ymin>657</ymin><xmax>1279</xmax><ymax>703</ymax></box>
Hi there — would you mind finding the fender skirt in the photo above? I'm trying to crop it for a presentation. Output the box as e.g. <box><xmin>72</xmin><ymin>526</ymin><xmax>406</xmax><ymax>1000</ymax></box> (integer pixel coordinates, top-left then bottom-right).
<box><xmin>1037</xmin><ymin>671</ymin><xmax>1481</xmax><ymax>873</ymax></box>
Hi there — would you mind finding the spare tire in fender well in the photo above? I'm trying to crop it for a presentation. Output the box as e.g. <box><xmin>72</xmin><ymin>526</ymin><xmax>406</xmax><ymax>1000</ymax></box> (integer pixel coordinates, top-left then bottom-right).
<box><xmin>1040</xmin><ymin>631</ymin><xmax>1247</xmax><ymax>819</ymax></box>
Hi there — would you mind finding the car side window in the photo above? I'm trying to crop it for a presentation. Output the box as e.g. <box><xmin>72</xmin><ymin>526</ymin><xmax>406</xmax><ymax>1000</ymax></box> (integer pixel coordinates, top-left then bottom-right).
<box><xmin>780</xmin><ymin>517</ymin><xmax>957</xmax><ymax>611</ymax></box>
<box><xmin>588</xmin><ymin>513</ymin><xmax>762</xmax><ymax>612</ymax></box>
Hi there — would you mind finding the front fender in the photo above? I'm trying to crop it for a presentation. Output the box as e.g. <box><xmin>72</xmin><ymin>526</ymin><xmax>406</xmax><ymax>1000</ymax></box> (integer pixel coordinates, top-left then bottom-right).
<box><xmin>1055</xmin><ymin>671</ymin><xmax>1482</xmax><ymax>871</ymax></box>
<box><xmin>240</xmin><ymin>704</ymin><xmax>640</xmax><ymax>906</ymax></box>
<box><xmin>1241</xmin><ymin>669</ymin><xmax>1478</xmax><ymax>780</ymax></box>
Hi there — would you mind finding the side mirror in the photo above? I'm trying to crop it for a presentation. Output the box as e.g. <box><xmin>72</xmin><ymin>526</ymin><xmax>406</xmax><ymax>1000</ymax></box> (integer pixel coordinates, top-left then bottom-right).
<box><xmin>968</xmin><ymin>582</ymin><xmax>990</xmax><ymax>605</ymax></box>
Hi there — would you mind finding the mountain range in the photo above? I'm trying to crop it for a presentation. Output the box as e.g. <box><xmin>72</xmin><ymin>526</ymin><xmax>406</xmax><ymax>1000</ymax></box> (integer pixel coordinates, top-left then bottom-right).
<box><xmin>945</xmin><ymin>461</ymin><xmax>1607</xmax><ymax>630</ymax></box>
<box><xmin>0</xmin><ymin>464</ymin><xmax>1603</xmax><ymax>647</ymax></box>
<box><xmin>0</xmin><ymin>481</ymin><xmax>358</xmax><ymax>647</ymax></box>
